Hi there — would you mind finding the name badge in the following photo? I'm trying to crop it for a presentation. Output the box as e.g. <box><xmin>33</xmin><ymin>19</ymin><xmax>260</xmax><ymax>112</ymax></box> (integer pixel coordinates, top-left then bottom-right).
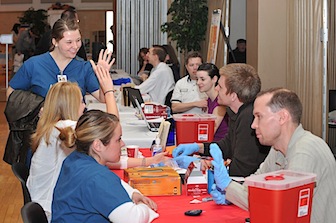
<box><xmin>57</xmin><ymin>75</ymin><xmax>67</xmax><ymax>82</ymax></box>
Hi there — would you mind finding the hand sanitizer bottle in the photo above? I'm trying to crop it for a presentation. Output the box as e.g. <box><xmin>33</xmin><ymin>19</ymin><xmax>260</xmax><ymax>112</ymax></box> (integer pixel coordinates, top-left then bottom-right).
<box><xmin>152</xmin><ymin>137</ymin><xmax>163</xmax><ymax>156</ymax></box>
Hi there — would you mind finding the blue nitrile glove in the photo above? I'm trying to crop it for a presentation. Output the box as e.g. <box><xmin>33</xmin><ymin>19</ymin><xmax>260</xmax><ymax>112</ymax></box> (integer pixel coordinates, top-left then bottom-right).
<box><xmin>172</xmin><ymin>143</ymin><xmax>200</xmax><ymax>158</ymax></box>
<box><xmin>173</xmin><ymin>156</ymin><xmax>199</xmax><ymax>169</ymax></box>
<box><xmin>210</xmin><ymin>184</ymin><xmax>228</xmax><ymax>205</ymax></box>
<box><xmin>209</xmin><ymin>143</ymin><xmax>231</xmax><ymax>190</ymax></box>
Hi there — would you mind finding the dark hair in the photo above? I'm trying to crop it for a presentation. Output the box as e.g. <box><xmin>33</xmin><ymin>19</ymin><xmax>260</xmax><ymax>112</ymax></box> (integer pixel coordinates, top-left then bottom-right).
<box><xmin>257</xmin><ymin>88</ymin><xmax>302</xmax><ymax>124</ymax></box>
<box><xmin>137</xmin><ymin>47</ymin><xmax>149</xmax><ymax>64</ymax></box>
<box><xmin>198</xmin><ymin>63</ymin><xmax>219</xmax><ymax>79</ymax></box>
<box><xmin>12</xmin><ymin>23</ymin><xmax>21</xmax><ymax>34</ymax></box>
<box><xmin>162</xmin><ymin>44</ymin><xmax>179</xmax><ymax>66</ymax></box>
<box><xmin>185</xmin><ymin>51</ymin><xmax>203</xmax><ymax>65</ymax></box>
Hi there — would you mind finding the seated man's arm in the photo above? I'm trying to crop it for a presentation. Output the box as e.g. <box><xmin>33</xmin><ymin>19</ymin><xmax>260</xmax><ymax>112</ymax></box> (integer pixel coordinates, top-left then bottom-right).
<box><xmin>225</xmin><ymin>181</ymin><xmax>249</xmax><ymax>210</ymax></box>
<box><xmin>171</xmin><ymin>100</ymin><xmax>207</xmax><ymax>113</ymax></box>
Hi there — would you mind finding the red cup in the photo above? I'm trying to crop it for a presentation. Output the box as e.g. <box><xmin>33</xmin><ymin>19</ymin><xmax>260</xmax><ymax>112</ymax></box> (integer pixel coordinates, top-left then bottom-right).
<box><xmin>126</xmin><ymin>145</ymin><xmax>139</xmax><ymax>158</ymax></box>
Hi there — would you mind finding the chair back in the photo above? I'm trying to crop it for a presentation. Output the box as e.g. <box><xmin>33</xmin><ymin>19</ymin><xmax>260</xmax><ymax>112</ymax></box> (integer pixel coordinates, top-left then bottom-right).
<box><xmin>11</xmin><ymin>162</ymin><xmax>31</xmax><ymax>204</ymax></box>
<box><xmin>21</xmin><ymin>202</ymin><xmax>48</xmax><ymax>223</ymax></box>
<box><xmin>164</xmin><ymin>90</ymin><xmax>174</xmax><ymax>108</ymax></box>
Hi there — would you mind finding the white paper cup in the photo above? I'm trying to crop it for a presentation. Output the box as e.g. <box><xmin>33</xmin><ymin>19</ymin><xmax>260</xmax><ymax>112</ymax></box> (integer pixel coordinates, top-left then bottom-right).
<box><xmin>126</xmin><ymin>145</ymin><xmax>139</xmax><ymax>158</ymax></box>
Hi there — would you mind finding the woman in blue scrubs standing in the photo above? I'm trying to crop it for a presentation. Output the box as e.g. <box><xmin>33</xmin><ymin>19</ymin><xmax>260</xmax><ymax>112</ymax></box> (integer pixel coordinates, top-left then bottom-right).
<box><xmin>7</xmin><ymin>18</ymin><xmax>112</xmax><ymax>102</ymax></box>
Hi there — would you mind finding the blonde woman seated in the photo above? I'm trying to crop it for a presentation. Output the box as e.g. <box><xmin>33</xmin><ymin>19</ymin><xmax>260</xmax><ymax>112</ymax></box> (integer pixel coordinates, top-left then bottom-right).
<box><xmin>53</xmin><ymin>110</ymin><xmax>158</xmax><ymax>222</ymax></box>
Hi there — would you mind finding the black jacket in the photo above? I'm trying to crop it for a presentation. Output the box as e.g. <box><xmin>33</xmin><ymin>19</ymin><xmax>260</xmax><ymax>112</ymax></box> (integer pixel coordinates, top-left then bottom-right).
<box><xmin>202</xmin><ymin>102</ymin><xmax>270</xmax><ymax>177</ymax></box>
<box><xmin>3</xmin><ymin>90</ymin><xmax>44</xmax><ymax>165</ymax></box>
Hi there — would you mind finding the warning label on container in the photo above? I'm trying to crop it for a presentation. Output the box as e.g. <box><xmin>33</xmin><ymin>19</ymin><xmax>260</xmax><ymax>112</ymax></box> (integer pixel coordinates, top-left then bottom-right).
<box><xmin>198</xmin><ymin>124</ymin><xmax>209</xmax><ymax>141</ymax></box>
<box><xmin>297</xmin><ymin>188</ymin><xmax>310</xmax><ymax>217</ymax></box>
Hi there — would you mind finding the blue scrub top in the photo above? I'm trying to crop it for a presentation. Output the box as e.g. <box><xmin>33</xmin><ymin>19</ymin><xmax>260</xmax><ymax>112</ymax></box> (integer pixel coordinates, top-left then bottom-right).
<box><xmin>52</xmin><ymin>151</ymin><xmax>132</xmax><ymax>222</ymax></box>
<box><xmin>10</xmin><ymin>52</ymin><xmax>100</xmax><ymax>98</ymax></box>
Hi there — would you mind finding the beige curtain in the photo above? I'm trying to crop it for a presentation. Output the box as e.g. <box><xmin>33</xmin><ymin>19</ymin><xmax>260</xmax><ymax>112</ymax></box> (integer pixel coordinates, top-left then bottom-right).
<box><xmin>287</xmin><ymin>0</ymin><xmax>324</xmax><ymax>136</ymax></box>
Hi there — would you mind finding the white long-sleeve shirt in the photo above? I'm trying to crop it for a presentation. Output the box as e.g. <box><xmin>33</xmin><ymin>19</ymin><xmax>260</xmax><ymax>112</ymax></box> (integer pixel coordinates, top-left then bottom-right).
<box><xmin>27</xmin><ymin>120</ymin><xmax>77</xmax><ymax>221</ymax></box>
<box><xmin>135</xmin><ymin>62</ymin><xmax>175</xmax><ymax>105</ymax></box>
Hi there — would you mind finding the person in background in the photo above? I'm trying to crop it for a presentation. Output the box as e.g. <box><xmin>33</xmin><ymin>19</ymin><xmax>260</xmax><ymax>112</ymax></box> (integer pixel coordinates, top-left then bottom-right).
<box><xmin>34</xmin><ymin>7</ymin><xmax>87</xmax><ymax>60</ymax></box>
<box><xmin>162</xmin><ymin>44</ymin><xmax>180</xmax><ymax>83</ymax></box>
<box><xmin>228</xmin><ymin>39</ymin><xmax>246</xmax><ymax>64</ymax></box>
<box><xmin>7</xmin><ymin>18</ymin><xmax>109</xmax><ymax>102</ymax></box>
<box><xmin>10</xmin><ymin>23</ymin><xmax>21</xmax><ymax>57</ymax></box>
<box><xmin>209</xmin><ymin>88</ymin><xmax>336</xmax><ymax>223</ymax></box>
<box><xmin>171</xmin><ymin>51</ymin><xmax>207</xmax><ymax>114</ymax></box>
<box><xmin>134</xmin><ymin>46</ymin><xmax>175</xmax><ymax>105</ymax></box>
<box><xmin>173</xmin><ymin>64</ymin><xmax>270</xmax><ymax>177</ymax></box>
<box><xmin>27</xmin><ymin>62</ymin><xmax>118</xmax><ymax>221</ymax></box>
<box><xmin>52</xmin><ymin>110</ymin><xmax>159</xmax><ymax>223</ymax></box>
<box><xmin>12</xmin><ymin>52</ymin><xmax>24</xmax><ymax>74</ymax></box>
<box><xmin>137</xmin><ymin>47</ymin><xmax>153</xmax><ymax>81</ymax></box>
<box><xmin>196</xmin><ymin>63</ymin><xmax>229</xmax><ymax>141</ymax></box>
<box><xmin>16</xmin><ymin>25</ymin><xmax>40</xmax><ymax>61</ymax></box>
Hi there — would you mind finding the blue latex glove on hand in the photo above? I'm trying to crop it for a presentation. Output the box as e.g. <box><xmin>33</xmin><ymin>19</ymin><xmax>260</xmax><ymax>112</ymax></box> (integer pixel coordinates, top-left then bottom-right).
<box><xmin>173</xmin><ymin>156</ymin><xmax>199</xmax><ymax>169</ymax></box>
<box><xmin>210</xmin><ymin>143</ymin><xmax>231</xmax><ymax>190</ymax></box>
<box><xmin>172</xmin><ymin>143</ymin><xmax>200</xmax><ymax>158</ymax></box>
<box><xmin>210</xmin><ymin>184</ymin><xmax>228</xmax><ymax>205</ymax></box>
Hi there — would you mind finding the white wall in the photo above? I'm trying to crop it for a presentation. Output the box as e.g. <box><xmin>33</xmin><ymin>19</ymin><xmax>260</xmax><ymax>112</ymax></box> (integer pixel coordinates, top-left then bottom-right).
<box><xmin>257</xmin><ymin>0</ymin><xmax>287</xmax><ymax>89</ymax></box>
<box><xmin>229</xmin><ymin>0</ymin><xmax>246</xmax><ymax>48</ymax></box>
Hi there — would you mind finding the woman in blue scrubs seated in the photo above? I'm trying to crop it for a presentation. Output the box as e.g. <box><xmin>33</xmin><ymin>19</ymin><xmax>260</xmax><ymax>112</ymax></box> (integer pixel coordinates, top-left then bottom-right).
<box><xmin>52</xmin><ymin>110</ymin><xmax>159</xmax><ymax>223</ymax></box>
<box><xmin>7</xmin><ymin>18</ymin><xmax>111</xmax><ymax>102</ymax></box>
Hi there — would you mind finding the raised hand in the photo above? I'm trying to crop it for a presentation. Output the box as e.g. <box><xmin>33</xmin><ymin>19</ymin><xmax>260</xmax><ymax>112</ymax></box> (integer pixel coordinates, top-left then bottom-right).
<box><xmin>96</xmin><ymin>49</ymin><xmax>114</xmax><ymax>71</ymax></box>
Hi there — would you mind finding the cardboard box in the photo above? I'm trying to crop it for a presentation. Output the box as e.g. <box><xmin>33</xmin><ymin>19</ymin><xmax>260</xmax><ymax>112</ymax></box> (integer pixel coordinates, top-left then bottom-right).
<box><xmin>245</xmin><ymin>170</ymin><xmax>316</xmax><ymax>223</ymax></box>
<box><xmin>124</xmin><ymin>167</ymin><xmax>181</xmax><ymax>196</ymax></box>
<box><xmin>173</xmin><ymin>114</ymin><xmax>216</xmax><ymax>145</ymax></box>
<box><xmin>184</xmin><ymin>162</ymin><xmax>208</xmax><ymax>196</ymax></box>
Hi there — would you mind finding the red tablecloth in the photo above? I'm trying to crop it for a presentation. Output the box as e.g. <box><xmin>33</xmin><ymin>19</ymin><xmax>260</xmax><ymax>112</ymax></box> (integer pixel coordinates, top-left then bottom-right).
<box><xmin>112</xmin><ymin>149</ymin><xmax>249</xmax><ymax>223</ymax></box>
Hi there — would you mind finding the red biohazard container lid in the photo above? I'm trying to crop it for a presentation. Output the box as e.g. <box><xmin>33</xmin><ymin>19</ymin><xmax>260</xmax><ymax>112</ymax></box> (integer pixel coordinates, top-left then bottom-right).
<box><xmin>173</xmin><ymin>114</ymin><xmax>217</xmax><ymax>122</ymax></box>
<box><xmin>245</xmin><ymin>170</ymin><xmax>316</xmax><ymax>190</ymax></box>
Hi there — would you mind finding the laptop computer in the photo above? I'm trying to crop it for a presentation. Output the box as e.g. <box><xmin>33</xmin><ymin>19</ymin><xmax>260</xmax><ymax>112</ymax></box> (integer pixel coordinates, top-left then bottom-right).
<box><xmin>133</xmin><ymin>96</ymin><xmax>162</xmax><ymax>132</ymax></box>
<box><xmin>125</xmin><ymin>87</ymin><xmax>144</xmax><ymax>108</ymax></box>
